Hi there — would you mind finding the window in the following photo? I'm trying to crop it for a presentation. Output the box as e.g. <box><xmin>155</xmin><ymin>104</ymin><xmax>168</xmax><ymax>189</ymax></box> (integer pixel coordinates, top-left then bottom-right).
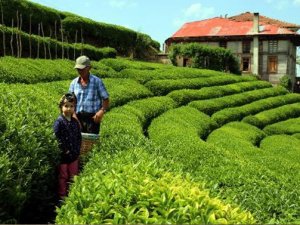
<box><xmin>268</xmin><ymin>40</ymin><xmax>278</xmax><ymax>53</ymax></box>
<box><xmin>242</xmin><ymin>57</ymin><xmax>251</xmax><ymax>72</ymax></box>
<box><xmin>219</xmin><ymin>41</ymin><xmax>227</xmax><ymax>48</ymax></box>
<box><xmin>259</xmin><ymin>41</ymin><xmax>263</xmax><ymax>52</ymax></box>
<box><xmin>268</xmin><ymin>56</ymin><xmax>278</xmax><ymax>73</ymax></box>
<box><xmin>242</xmin><ymin>41</ymin><xmax>251</xmax><ymax>53</ymax></box>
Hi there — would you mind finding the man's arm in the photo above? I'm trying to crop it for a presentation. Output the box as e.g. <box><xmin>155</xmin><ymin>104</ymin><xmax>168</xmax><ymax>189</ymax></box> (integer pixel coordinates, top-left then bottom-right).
<box><xmin>93</xmin><ymin>98</ymin><xmax>109</xmax><ymax>123</ymax></box>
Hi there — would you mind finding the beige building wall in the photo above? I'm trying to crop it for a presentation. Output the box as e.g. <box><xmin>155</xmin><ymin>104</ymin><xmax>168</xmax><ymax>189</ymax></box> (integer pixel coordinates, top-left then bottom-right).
<box><xmin>168</xmin><ymin>38</ymin><xmax>297</xmax><ymax>85</ymax></box>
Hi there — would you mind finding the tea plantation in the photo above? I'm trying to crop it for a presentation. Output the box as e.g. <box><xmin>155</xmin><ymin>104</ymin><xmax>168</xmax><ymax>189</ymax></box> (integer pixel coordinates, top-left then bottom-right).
<box><xmin>1</xmin><ymin>57</ymin><xmax>300</xmax><ymax>224</ymax></box>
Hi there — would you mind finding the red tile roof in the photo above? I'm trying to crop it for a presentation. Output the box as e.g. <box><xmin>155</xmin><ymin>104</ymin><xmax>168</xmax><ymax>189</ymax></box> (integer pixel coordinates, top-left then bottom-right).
<box><xmin>229</xmin><ymin>12</ymin><xmax>300</xmax><ymax>29</ymax></box>
<box><xmin>171</xmin><ymin>12</ymin><xmax>299</xmax><ymax>38</ymax></box>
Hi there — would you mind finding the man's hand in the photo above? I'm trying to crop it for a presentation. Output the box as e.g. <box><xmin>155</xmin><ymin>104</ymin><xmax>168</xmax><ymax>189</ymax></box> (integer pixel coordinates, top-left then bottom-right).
<box><xmin>92</xmin><ymin>109</ymin><xmax>105</xmax><ymax>124</ymax></box>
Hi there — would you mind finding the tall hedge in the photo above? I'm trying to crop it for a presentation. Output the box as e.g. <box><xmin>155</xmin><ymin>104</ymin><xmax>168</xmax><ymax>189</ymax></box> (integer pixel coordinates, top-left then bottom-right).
<box><xmin>169</xmin><ymin>42</ymin><xmax>240</xmax><ymax>74</ymax></box>
<box><xmin>0</xmin><ymin>0</ymin><xmax>160</xmax><ymax>57</ymax></box>
<box><xmin>0</xmin><ymin>24</ymin><xmax>116</xmax><ymax>60</ymax></box>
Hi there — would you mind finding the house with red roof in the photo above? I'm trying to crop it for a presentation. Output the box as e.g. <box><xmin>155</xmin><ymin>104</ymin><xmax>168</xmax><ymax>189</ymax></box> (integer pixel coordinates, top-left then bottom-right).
<box><xmin>165</xmin><ymin>12</ymin><xmax>300</xmax><ymax>85</ymax></box>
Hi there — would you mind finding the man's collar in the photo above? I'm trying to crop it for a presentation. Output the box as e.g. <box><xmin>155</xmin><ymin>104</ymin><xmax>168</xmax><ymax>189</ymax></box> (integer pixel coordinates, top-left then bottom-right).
<box><xmin>77</xmin><ymin>74</ymin><xmax>91</xmax><ymax>83</ymax></box>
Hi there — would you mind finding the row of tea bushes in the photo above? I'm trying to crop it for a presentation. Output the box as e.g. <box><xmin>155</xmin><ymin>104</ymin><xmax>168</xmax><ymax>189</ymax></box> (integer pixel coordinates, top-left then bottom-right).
<box><xmin>118</xmin><ymin>67</ymin><xmax>228</xmax><ymax>84</ymax></box>
<box><xmin>207</xmin><ymin>122</ymin><xmax>266</xmax><ymax>147</ymax></box>
<box><xmin>55</xmin><ymin>94</ymin><xmax>255</xmax><ymax>223</ymax></box>
<box><xmin>148</xmin><ymin>107</ymin><xmax>300</xmax><ymax>223</ymax></box>
<box><xmin>263</xmin><ymin>117</ymin><xmax>300</xmax><ymax>135</ymax></box>
<box><xmin>0</xmin><ymin>57</ymin><xmax>121</xmax><ymax>84</ymax></box>
<box><xmin>0</xmin><ymin>57</ymin><xmax>237</xmax><ymax>85</ymax></box>
<box><xmin>260</xmin><ymin>135</ymin><xmax>300</xmax><ymax>163</ymax></box>
<box><xmin>243</xmin><ymin>102</ymin><xmax>300</xmax><ymax>129</ymax></box>
<box><xmin>144</xmin><ymin>75</ymin><xmax>257</xmax><ymax>96</ymax></box>
<box><xmin>207</xmin><ymin>123</ymin><xmax>300</xmax><ymax>223</ymax></box>
<box><xmin>98</xmin><ymin>96</ymin><xmax>177</xmax><ymax>155</ymax></box>
<box><xmin>189</xmin><ymin>86</ymin><xmax>288</xmax><ymax>115</ymax></box>
<box><xmin>0</xmin><ymin>57</ymin><xmax>75</xmax><ymax>83</ymax></box>
<box><xmin>211</xmin><ymin>94</ymin><xmax>300</xmax><ymax>126</ymax></box>
<box><xmin>0</xmin><ymin>82</ymin><xmax>62</xmax><ymax>223</ymax></box>
<box><xmin>111</xmin><ymin>96</ymin><xmax>177</xmax><ymax>129</ymax></box>
<box><xmin>169</xmin><ymin>80</ymin><xmax>272</xmax><ymax>106</ymax></box>
<box><xmin>101</xmin><ymin>58</ymin><xmax>235</xmax><ymax>78</ymax></box>
<box><xmin>100</xmin><ymin>58</ymin><xmax>169</xmax><ymax>72</ymax></box>
<box><xmin>0</xmin><ymin>76</ymin><xmax>156</xmax><ymax>223</ymax></box>
<box><xmin>103</xmin><ymin>78</ymin><xmax>154</xmax><ymax>108</ymax></box>
<box><xmin>56</xmin><ymin>147</ymin><xmax>255</xmax><ymax>224</ymax></box>
<box><xmin>0</xmin><ymin>25</ymin><xmax>116</xmax><ymax>60</ymax></box>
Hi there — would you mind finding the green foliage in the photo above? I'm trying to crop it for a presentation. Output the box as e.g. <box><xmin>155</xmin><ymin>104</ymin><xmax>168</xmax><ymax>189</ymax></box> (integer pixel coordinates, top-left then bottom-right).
<box><xmin>3</xmin><ymin>57</ymin><xmax>300</xmax><ymax>224</ymax></box>
<box><xmin>0</xmin><ymin>25</ymin><xmax>117</xmax><ymax>60</ymax></box>
<box><xmin>103</xmin><ymin>78</ymin><xmax>154</xmax><ymax>108</ymax></box>
<box><xmin>243</xmin><ymin>102</ymin><xmax>300</xmax><ymax>129</ymax></box>
<box><xmin>169</xmin><ymin>42</ymin><xmax>240</xmax><ymax>74</ymax></box>
<box><xmin>212</xmin><ymin>93</ymin><xmax>300</xmax><ymax>126</ymax></box>
<box><xmin>189</xmin><ymin>86</ymin><xmax>287</xmax><ymax>115</ymax></box>
<box><xmin>0</xmin><ymin>0</ymin><xmax>158</xmax><ymax>58</ymax></box>
<box><xmin>279</xmin><ymin>75</ymin><xmax>292</xmax><ymax>91</ymax></box>
<box><xmin>208</xmin><ymin>122</ymin><xmax>266</xmax><ymax>147</ymax></box>
<box><xmin>263</xmin><ymin>117</ymin><xmax>300</xmax><ymax>135</ymax></box>
<box><xmin>56</xmin><ymin>148</ymin><xmax>255</xmax><ymax>224</ymax></box>
<box><xmin>0</xmin><ymin>82</ymin><xmax>62</xmax><ymax>223</ymax></box>
<box><xmin>145</xmin><ymin>75</ymin><xmax>256</xmax><ymax>96</ymax></box>
<box><xmin>170</xmin><ymin>80</ymin><xmax>272</xmax><ymax>107</ymax></box>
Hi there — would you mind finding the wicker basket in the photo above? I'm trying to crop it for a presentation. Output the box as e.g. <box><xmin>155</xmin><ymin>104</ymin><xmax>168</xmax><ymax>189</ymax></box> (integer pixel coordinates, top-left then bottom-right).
<box><xmin>80</xmin><ymin>132</ymin><xmax>99</xmax><ymax>155</ymax></box>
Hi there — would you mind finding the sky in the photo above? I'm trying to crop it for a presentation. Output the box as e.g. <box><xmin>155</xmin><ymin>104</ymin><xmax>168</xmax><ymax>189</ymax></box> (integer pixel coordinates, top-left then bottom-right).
<box><xmin>27</xmin><ymin>0</ymin><xmax>300</xmax><ymax>50</ymax></box>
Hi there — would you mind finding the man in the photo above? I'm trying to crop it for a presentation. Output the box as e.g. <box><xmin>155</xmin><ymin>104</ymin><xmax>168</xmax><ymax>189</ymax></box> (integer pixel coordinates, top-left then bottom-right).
<box><xmin>69</xmin><ymin>55</ymin><xmax>109</xmax><ymax>134</ymax></box>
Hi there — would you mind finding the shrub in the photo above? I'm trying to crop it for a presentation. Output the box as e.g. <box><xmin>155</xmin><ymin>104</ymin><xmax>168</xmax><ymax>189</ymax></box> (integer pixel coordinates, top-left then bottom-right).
<box><xmin>169</xmin><ymin>43</ymin><xmax>240</xmax><ymax>74</ymax></box>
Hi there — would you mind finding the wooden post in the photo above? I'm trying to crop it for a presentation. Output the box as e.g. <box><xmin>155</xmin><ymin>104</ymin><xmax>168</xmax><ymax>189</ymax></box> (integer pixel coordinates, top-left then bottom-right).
<box><xmin>81</xmin><ymin>27</ymin><xmax>83</xmax><ymax>55</ymax></box>
<box><xmin>54</xmin><ymin>20</ymin><xmax>57</xmax><ymax>59</ymax></box>
<box><xmin>41</xmin><ymin>22</ymin><xmax>47</xmax><ymax>58</ymax></box>
<box><xmin>10</xmin><ymin>18</ymin><xmax>14</xmax><ymax>56</ymax></box>
<box><xmin>37</xmin><ymin>23</ymin><xmax>40</xmax><ymax>58</ymax></box>
<box><xmin>29</xmin><ymin>14</ymin><xmax>32</xmax><ymax>58</ymax></box>
<box><xmin>16</xmin><ymin>11</ymin><xmax>19</xmax><ymax>57</ymax></box>
<box><xmin>19</xmin><ymin>13</ymin><xmax>22</xmax><ymax>57</ymax></box>
<box><xmin>0</xmin><ymin>0</ymin><xmax>6</xmax><ymax>56</ymax></box>
<box><xmin>48</xmin><ymin>27</ymin><xmax>52</xmax><ymax>59</ymax></box>
<box><xmin>74</xmin><ymin>29</ymin><xmax>78</xmax><ymax>59</ymax></box>
<box><xmin>60</xmin><ymin>20</ymin><xmax>64</xmax><ymax>59</ymax></box>
<box><xmin>66</xmin><ymin>34</ymin><xmax>69</xmax><ymax>59</ymax></box>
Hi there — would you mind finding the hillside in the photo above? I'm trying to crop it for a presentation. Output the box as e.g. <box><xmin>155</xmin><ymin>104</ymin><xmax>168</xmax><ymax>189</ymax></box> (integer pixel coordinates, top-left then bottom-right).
<box><xmin>0</xmin><ymin>0</ymin><xmax>160</xmax><ymax>59</ymax></box>
<box><xmin>1</xmin><ymin>57</ymin><xmax>300</xmax><ymax>224</ymax></box>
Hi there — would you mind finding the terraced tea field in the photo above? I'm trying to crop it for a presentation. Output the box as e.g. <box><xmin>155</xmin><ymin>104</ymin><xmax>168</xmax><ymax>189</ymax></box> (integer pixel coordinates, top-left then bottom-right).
<box><xmin>1</xmin><ymin>57</ymin><xmax>300</xmax><ymax>224</ymax></box>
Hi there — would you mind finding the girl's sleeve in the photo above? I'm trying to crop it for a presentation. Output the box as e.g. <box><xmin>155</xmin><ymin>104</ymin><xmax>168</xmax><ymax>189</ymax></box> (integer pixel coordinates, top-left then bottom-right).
<box><xmin>53</xmin><ymin>120</ymin><xmax>66</xmax><ymax>152</ymax></box>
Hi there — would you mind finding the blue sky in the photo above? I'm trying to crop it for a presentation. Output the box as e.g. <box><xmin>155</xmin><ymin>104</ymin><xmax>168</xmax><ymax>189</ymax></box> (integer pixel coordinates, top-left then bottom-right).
<box><xmin>27</xmin><ymin>0</ymin><xmax>300</xmax><ymax>49</ymax></box>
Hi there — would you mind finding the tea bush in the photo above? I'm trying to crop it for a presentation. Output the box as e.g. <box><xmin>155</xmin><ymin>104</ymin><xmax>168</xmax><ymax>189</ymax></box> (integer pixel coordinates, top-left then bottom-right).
<box><xmin>189</xmin><ymin>86</ymin><xmax>287</xmax><ymax>115</ymax></box>
<box><xmin>263</xmin><ymin>117</ymin><xmax>300</xmax><ymax>135</ymax></box>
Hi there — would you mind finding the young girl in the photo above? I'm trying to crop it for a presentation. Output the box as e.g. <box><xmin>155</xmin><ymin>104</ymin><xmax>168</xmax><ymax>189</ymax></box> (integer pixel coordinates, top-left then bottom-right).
<box><xmin>53</xmin><ymin>93</ymin><xmax>82</xmax><ymax>199</ymax></box>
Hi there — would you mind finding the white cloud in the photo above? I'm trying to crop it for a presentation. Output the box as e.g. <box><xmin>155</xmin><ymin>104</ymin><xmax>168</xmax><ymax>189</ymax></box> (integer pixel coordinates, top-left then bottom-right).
<box><xmin>172</xmin><ymin>3</ymin><xmax>215</xmax><ymax>28</ymax></box>
<box><xmin>183</xmin><ymin>3</ymin><xmax>214</xmax><ymax>19</ymax></box>
<box><xmin>172</xmin><ymin>18</ymin><xmax>187</xmax><ymax>28</ymax></box>
<box><xmin>275</xmin><ymin>0</ymin><xmax>289</xmax><ymax>10</ymax></box>
<box><xmin>108</xmin><ymin>0</ymin><xmax>137</xmax><ymax>9</ymax></box>
<box><xmin>293</xmin><ymin>0</ymin><xmax>300</xmax><ymax>5</ymax></box>
<box><xmin>265</xmin><ymin>0</ymin><xmax>291</xmax><ymax>10</ymax></box>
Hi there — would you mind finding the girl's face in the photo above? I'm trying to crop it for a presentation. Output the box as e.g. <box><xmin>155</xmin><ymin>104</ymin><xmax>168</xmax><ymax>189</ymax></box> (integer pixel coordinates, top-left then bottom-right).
<box><xmin>62</xmin><ymin>100</ymin><xmax>75</xmax><ymax>118</ymax></box>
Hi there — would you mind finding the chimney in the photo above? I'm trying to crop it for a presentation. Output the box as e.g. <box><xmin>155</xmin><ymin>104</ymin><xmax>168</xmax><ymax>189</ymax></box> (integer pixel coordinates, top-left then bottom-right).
<box><xmin>253</xmin><ymin>12</ymin><xmax>259</xmax><ymax>34</ymax></box>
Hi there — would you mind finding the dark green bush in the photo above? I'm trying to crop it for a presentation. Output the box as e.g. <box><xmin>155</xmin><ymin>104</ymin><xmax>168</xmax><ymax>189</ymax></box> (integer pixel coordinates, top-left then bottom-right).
<box><xmin>169</xmin><ymin>42</ymin><xmax>240</xmax><ymax>74</ymax></box>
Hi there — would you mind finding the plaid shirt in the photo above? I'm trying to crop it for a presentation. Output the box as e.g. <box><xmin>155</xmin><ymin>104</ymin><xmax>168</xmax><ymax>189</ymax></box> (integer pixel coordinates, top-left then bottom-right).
<box><xmin>69</xmin><ymin>74</ymin><xmax>109</xmax><ymax>114</ymax></box>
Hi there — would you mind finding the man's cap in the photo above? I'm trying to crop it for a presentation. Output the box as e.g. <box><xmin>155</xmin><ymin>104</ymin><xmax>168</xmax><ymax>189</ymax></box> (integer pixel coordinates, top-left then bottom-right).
<box><xmin>74</xmin><ymin>55</ymin><xmax>91</xmax><ymax>69</ymax></box>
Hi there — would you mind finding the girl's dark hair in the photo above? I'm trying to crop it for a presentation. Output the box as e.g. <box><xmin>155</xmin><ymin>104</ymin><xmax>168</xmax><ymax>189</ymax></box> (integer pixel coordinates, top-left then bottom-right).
<box><xmin>59</xmin><ymin>93</ymin><xmax>77</xmax><ymax>112</ymax></box>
